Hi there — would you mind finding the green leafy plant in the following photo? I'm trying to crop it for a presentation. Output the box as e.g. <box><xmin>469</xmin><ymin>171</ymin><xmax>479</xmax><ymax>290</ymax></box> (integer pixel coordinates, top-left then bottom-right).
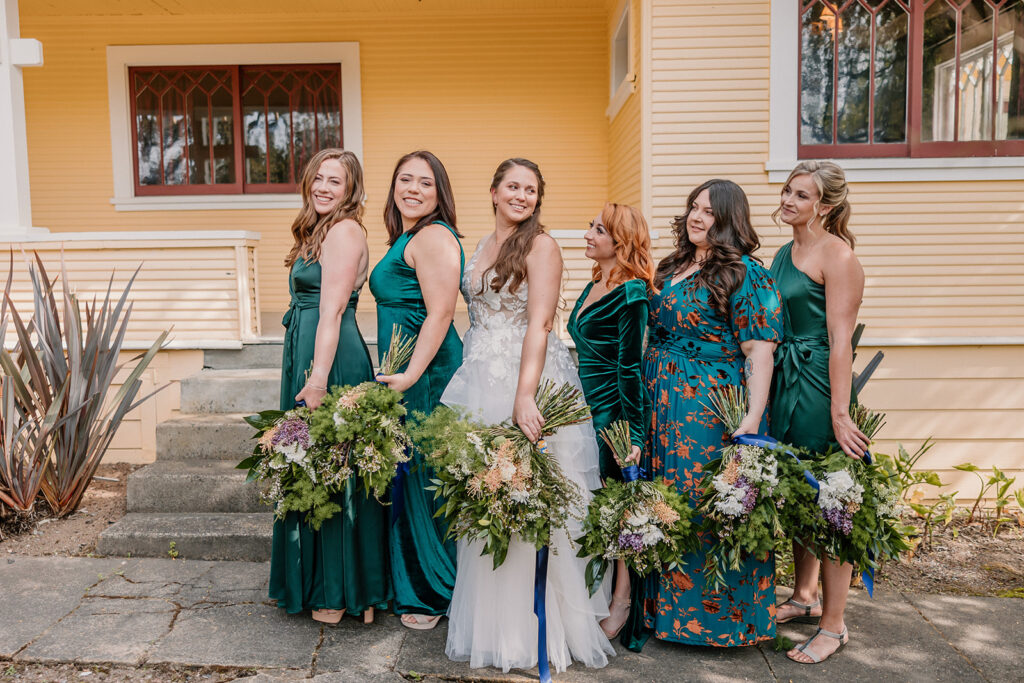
<box><xmin>954</xmin><ymin>463</ymin><xmax>1017</xmax><ymax>525</ymax></box>
<box><xmin>167</xmin><ymin>541</ymin><xmax>179</xmax><ymax>559</ymax></box>
<box><xmin>2</xmin><ymin>254</ymin><xmax>168</xmax><ymax>517</ymax></box>
<box><xmin>888</xmin><ymin>440</ymin><xmax>940</xmax><ymax>500</ymax></box>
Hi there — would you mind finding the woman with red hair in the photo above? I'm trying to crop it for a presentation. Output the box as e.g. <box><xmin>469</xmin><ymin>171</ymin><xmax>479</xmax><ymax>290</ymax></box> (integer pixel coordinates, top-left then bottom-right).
<box><xmin>567</xmin><ymin>202</ymin><xmax>655</xmax><ymax>639</ymax></box>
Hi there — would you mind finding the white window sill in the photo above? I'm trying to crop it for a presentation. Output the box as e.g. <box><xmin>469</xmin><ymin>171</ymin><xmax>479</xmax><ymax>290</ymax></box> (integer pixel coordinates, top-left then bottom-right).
<box><xmin>606</xmin><ymin>76</ymin><xmax>636</xmax><ymax>121</ymax></box>
<box><xmin>766</xmin><ymin>156</ymin><xmax>1024</xmax><ymax>183</ymax></box>
<box><xmin>112</xmin><ymin>195</ymin><xmax>301</xmax><ymax>212</ymax></box>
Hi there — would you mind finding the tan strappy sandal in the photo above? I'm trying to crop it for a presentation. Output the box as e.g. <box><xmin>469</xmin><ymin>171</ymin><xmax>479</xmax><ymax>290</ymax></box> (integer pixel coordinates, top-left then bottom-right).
<box><xmin>787</xmin><ymin>625</ymin><xmax>849</xmax><ymax>664</ymax></box>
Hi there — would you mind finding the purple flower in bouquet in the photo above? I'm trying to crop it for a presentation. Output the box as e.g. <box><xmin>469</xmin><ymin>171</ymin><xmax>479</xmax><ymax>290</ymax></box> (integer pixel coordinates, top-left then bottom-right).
<box><xmin>823</xmin><ymin>506</ymin><xmax>854</xmax><ymax>535</ymax></box>
<box><xmin>617</xmin><ymin>532</ymin><xmax>645</xmax><ymax>552</ymax></box>
<box><xmin>273</xmin><ymin>417</ymin><xmax>310</xmax><ymax>449</ymax></box>
<box><xmin>737</xmin><ymin>476</ymin><xmax>758</xmax><ymax>515</ymax></box>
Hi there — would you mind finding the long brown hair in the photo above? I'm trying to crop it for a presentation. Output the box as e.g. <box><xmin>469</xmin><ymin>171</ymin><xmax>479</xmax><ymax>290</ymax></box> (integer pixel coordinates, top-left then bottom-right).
<box><xmin>654</xmin><ymin>179</ymin><xmax>760</xmax><ymax>319</ymax></box>
<box><xmin>382</xmin><ymin>150</ymin><xmax>461</xmax><ymax>246</ymax></box>
<box><xmin>479</xmin><ymin>158</ymin><xmax>546</xmax><ymax>294</ymax></box>
<box><xmin>285</xmin><ymin>148</ymin><xmax>365</xmax><ymax>267</ymax></box>
<box><xmin>771</xmin><ymin>160</ymin><xmax>855</xmax><ymax>249</ymax></box>
<box><xmin>592</xmin><ymin>202</ymin><xmax>654</xmax><ymax>288</ymax></box>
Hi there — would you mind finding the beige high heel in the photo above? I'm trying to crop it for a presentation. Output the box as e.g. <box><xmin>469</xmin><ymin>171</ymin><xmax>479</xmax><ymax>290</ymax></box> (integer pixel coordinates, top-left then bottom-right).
<box><xmin>312</xmin><ymin>609</ymin><xmax>345</xmax><ymax>624</ymax></box>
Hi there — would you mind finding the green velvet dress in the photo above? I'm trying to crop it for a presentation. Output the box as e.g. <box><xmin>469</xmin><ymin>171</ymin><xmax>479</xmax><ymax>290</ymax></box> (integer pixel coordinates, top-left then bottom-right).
<box><xmin>567</xmin><ymin>278</ymin><xmax>652</xmax><ymax>481</ymax></box>
<box><xmin>269</xmin><ymin>258</ymin><xmax>392</xmax><ymax>616</ymax></box>
<box><xmin>368</xmin><ymin>222</ymin><xmax>463</xmax><ymax>616</ymax></box>
<box><xmin>769</xmin><ymin>241</ymin><xmax>854</xmax><ymax>454</ymax></box>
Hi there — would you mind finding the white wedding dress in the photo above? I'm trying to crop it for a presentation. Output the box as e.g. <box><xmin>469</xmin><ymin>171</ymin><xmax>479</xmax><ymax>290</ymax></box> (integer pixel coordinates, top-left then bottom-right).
<box><xmin>440</xmin><ymin>237</ymin><xmax>615</xmax><ymax>674</ymax></box>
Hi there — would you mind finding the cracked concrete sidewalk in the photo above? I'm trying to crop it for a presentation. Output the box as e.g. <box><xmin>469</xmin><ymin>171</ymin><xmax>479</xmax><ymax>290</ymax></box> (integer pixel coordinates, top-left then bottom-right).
<box><xmin>1</xmin><ymin>555</ymin><xmax>1020</xmax><ymax>682</ymax></box>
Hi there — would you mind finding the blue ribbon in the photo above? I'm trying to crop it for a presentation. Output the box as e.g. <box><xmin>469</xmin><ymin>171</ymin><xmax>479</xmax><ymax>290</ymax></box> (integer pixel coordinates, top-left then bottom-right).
<box><xmin>534</xmin><ymin>546</ymin><xmax>551</xmax><ymax>683</ymax></box>
<box><xmin>621</xmin><ymin>464</ymin><xmax>647</xmax><ymax>482</ymax></box>
<box><xmin>731</xmin><ymin>433</ymin><xmax>820</xmax><ymax>491</ymax></box>
<box><xmin>862</xmin><ymin>553</ymin><xmax>875</xmax><ymax>598</ymax></box>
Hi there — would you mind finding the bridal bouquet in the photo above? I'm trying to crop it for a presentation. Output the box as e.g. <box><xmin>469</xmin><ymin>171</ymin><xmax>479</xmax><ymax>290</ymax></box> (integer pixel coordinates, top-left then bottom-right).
<box><xmin>696</xmin><ymin>386</ymin><xmax>796</xmax><ymax>591</ymax></box>
<box><xmin>575</xmin><ymin>421</ymin><xmax>698</xmax><ymax>594</ymax></box>
<box><xmin>411</xmin><ymin>380</ymin><xmax>589</xmax><ymax>568</ymax></box>
<box><xmin>238</xmin><ymin>326</ymin><xmax>415</xmax><ymax>529</ymax></box>
<box><xmin>797</xmin><ymin>404</ymin><xmax>911</xmax><ymax>577</ymax></box>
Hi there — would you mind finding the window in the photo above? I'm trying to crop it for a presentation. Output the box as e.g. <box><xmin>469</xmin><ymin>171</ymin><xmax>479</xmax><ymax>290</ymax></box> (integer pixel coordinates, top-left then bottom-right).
<box><xmin>607</xmin><ymin>3</ymin><xmax>635</xmax><ymax>119</ymax></box>
<box><xmin>798</xmin><ymin>0</ymin><xmax>1024</xmax><ymax>159</ymax></box>
<box><xmin>129</xmin><ymin>64</ymin><xmax>341</xmax><ymax>195</ymax></box>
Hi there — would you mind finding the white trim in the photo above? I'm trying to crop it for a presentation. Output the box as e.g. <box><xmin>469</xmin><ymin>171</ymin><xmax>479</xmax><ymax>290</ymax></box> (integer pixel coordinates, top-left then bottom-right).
<box><xmin>606</xmin><ymin>0</ymin><xmax>635</xmax><ymax>120</ymax></box>
<box><xmin>0</xmin><ymin>229</ymin><xmax>260</xmax><ymax>243</ymax></box>
<box><xmin>766</xmin><ymin>156</ymin><xmax>1024</xmax><ymax>183</ymax></box>
<box><xmin>106</xmin><ymin>42</ymin><xmax>362</xmax><ymax>210</ymax></box>
<box><xmin>640</xmin><ymin>0</ymin><xmax>653</xmax><ymax>222</ymax></box>
<box><xmin>860</xmin><ymin>337</ymin><xmax>1024</xmax><ymax>347</ymax></box>
<box><xmin>111</xmin><ymin>194</ymin><xmax>301</xmax><ymax>211</ymax></box>
<box><xmin>766</xmin><ymin>5</ymin><xmax>1024</xmax><ymax>182</ymax></box>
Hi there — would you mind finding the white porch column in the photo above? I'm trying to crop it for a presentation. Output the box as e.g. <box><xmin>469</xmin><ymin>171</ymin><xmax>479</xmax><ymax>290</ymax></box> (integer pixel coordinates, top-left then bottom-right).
<box><xmin>0</xmin><ymin>0</ymin><xmax>45</xmax><ymax>237</ymax></box>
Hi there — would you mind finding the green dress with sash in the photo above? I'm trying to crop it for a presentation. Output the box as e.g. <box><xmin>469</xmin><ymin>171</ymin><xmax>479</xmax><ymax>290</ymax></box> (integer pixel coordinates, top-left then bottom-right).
<box><xmin>769</xmin><ymin>241</ymin><xmax>854</xmax><ymax>454</ymax></box>
<box><xmin>269</xmin><ymin>258</ymin><xmax>392</xmax><ymax>616</ymax></box>
<box><xmin>567</xmin><ymin>278</ymin><xmax>652</xmax><ymax>481</ymax></box>
<box><xmin>368</xmin><ymin>222</ymin><xmax>463</xmax><ymax>616</ymax></box>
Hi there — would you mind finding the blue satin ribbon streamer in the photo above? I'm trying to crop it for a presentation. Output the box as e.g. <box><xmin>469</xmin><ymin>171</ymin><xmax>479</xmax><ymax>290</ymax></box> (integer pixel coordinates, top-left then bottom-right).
<box><xmin>621</xmin><ymin>464</ymin><xmax>646</xmax><ymax>482</ymax></box>
<box><xmin>534</xmin><ymin>546</ymin><xmax>552</xmax><ymax>683</ymax></box>
<box><xmin>862</xmin><ymin>554</ymin><xmax>875</xmax><ymax>598</ymax></box>
<box><xmin>731</xmin><ymin>433</ymin><xmax>820</xmax><ymax>491</ymax></box>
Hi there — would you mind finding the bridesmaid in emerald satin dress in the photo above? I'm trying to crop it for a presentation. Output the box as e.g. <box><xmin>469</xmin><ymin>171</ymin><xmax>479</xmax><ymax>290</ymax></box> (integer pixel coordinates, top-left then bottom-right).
<box><xmin>567</xmin><ymin>202</ymin><xmax>654</xmax><ymax>640</ymax></box>
<box><xmin>371</xmin><ymin>151</ymin><xmax>464</xmax><ymax>630</ymax></box>
<box><xmin>635</xmin><ymin>179</ymin><xmax>782</xmax><ymax>650</ymax></box>
<box><xmin>269</xmin><ymin>149</ymin><xmax>390</xmax><ymax>625</ymax></box>
<box><xmin>769</xmin><ymin>161</ymin><xmax>868</xmax><ymax>665</ymax></box>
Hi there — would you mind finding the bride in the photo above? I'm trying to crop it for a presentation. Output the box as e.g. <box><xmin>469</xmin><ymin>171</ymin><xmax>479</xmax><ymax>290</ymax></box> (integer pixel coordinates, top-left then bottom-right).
<box><xmin>441</xmin><ymin>158</ymin><xmax>615</xmax><ymax>674</ymax></box>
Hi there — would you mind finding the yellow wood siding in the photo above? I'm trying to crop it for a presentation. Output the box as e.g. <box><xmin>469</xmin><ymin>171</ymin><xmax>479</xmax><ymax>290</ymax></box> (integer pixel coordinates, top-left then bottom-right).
<box><xmin>606</xmin><ymin>0</ymin><xmax>643</xmax><ymax>208</ymax></box>
<box><xmin>649</xmin><ymin>0</ymin><xmax>1024</xmax><ymax>495</ymax></box>
<box><xmin>20</xmin><ymin>4</ymin><xmax>611</xmax><ymax>319</ymax></box>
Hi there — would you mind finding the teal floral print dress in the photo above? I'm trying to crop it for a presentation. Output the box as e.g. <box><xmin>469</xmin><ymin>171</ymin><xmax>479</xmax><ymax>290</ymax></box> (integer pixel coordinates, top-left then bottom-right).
<box><xmin>638</xmin><ymin>256</ymin><xmax>783</xmax><ymax>647</ymax></box>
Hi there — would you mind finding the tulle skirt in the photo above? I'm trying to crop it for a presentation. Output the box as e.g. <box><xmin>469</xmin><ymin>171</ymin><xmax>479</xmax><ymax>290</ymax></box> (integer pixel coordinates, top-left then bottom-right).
<box><xmin>440</xmin><ymin>329</ymin><xmax>615</xmax><ymax>673</ymax></box>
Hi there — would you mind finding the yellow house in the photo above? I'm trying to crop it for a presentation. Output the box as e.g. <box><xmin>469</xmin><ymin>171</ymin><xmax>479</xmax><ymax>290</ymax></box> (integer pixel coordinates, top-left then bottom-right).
<box><xmin>3</xmin><ymin>0</ymin><xmax>1023</xmax><ymax>501</ymax></box>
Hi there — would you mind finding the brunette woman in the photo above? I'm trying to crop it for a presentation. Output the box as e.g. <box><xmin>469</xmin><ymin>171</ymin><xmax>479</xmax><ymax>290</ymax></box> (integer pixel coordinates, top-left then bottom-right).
<box><xmin>770</xmin><ymin>160</ymin><xmax>867</xmax><ymax>664</ymax></box>
<box><xmin>440</xmin><ymin>158</ymin><xmax>614</xmax><ymax>673</ymax></box>
<box><xmin>370</xmin><ymin>151</ymin><xmax>464</xmax><ymax>630</ymax></box>
<box><xmin>566</xmin><ymin>202</ymin><xmax>654</xmax><ymax>639</ymax></box>
<box><xmin>634</xmin><ymin>179</ymin><xmax>782</xmax><ymax>649</ymax></box>
<box><xmin>270</xmin><ymin>148</ymin><xmax>389</xmax><ymax>625</ymax></box>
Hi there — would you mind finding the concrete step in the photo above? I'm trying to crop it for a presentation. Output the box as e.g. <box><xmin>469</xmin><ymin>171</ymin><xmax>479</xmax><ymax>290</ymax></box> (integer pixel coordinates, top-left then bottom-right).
<box><xmin>204</xmin><ymin>342</ymin><xmax>283</xmax><ymax>370</ymax></box>
<box><xmin>157</xmin><ymin>413</ymin><xmax>256</xmax><ymax>461</ymax></box>
<box><xmin>179</xmin><ymin>369</ymin><xmax>280</xmax><ymax>414</ymax></box>
<box><xmin>97</xmin><ymin>512</ymin><xmax>273</xmax><ymax>561</ymax></box>
<box><xmin>127</xmin><ymin>461</ymin><xmax>267</xmax><ymax>513</ymax></box>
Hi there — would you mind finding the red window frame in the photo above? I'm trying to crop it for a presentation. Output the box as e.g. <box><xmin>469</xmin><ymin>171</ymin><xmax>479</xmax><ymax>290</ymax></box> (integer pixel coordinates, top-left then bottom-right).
<box><xmin>798</xmin><ymin>0</ymin><xmax>1024</xmax><ymax>159</ymax></box>
<box><xmin>129</xmin><ymin>63</ymin><xmax>342</xmax><ymax>196</ymax></box>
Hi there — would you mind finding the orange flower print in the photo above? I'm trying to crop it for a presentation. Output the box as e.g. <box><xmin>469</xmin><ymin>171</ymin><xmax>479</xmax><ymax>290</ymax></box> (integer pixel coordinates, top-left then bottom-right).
<box><xmin>701</xmin><ymin>599</ymin><xmax>721</xmax><ymax>614</ymax></box>
<box><xmin>758</xmin><ymin>575</ymin><xmax>771</xmax><ymax>592</ymax></box>
<box><xmin>671</xmin><ymin>571</ymin><xmax>694</xmax><ymax>592</ymax></box>
<box><xmin>686</xmin><ymin>618</ymin><xmax>705</xmax><ymax>635</ymax></box>
<box><xmin>734</xmin><ymin>314</ymin><xmax>749</xmax><ymax>329</ymax></box>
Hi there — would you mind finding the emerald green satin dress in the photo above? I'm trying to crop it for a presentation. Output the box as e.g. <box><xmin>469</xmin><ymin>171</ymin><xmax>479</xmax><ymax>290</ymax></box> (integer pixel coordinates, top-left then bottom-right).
<box><xmin>368</xmin><ymin>222</ymin><xmax>463</xmax><ymax>616</ymax></box>
<box><xmin>567</xmin><ymin>278</ymin><xmax>652</xmax><ymax>480</ymax></box>
<box><xmin>269</xmin><ymin>258</ymin><xmax>392</xmax><ymax>616</ymax></box>
<box><xmin>769</xmin><ymin>241</ymin><xmax>854</xmax><ymax>454</ymax></box>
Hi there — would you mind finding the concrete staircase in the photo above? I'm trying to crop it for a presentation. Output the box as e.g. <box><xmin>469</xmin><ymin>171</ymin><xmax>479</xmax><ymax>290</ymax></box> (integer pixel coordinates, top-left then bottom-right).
<box><xmin>98</xmin><ymin>343</ymin><xmax>284</xmax><ymax>561</ymax></box>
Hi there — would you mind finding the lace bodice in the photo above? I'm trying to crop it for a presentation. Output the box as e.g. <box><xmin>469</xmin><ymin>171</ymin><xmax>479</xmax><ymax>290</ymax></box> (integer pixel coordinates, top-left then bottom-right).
<box><xmin>451</xmin><ymin>237</ymin><xmax>577</xmax><ymax>387</ymax></box>
<box><xmin>462</xmin><ymin>238</ymin><xmax>530</xmax><ymax>332</ymax></box>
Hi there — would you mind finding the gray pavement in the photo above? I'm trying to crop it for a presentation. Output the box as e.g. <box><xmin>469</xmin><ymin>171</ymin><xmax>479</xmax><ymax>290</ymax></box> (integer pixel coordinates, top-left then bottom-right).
<box><xmin>1</xmin><ymin>555</ymin><xmax>1020</xmax><ymax>682</ymax></box>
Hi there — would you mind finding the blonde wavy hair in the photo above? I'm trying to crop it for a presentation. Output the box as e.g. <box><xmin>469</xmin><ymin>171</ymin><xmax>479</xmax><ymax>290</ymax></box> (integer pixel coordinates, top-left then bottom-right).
<box><xmin>285</xmin><ymin>148</ymin><xmax>365</xmax><ymax>267</ymax></box>
<box><xmin>771</xmin><ymin>160</ymin><xmax>855</xmax><ymax>249</ymax></box>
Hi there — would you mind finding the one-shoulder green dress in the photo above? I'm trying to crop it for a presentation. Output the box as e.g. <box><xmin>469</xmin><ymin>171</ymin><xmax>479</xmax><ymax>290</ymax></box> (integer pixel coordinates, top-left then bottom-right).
<box><xmin>769</xmin><ymin>241</ymin><xmax>854</xmax><ymax>454</ymax></box>
<box><xmin>567</xmin><ymin>278</ymin><xmax>652</xmax><ymax>480</ymax></box>
<box><xmin>269</xmin><ymin>258</ymin><xmax>392</xmax><ymax>617</ymax></box>
<box><xmin>368</xmin><ymin>222</ymin><xmax>463</xmax><ymax>616</ymax></box>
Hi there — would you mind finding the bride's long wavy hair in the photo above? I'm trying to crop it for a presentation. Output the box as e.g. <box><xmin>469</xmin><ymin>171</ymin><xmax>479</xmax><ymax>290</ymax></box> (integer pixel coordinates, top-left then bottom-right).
<box><xmin>653</xmin><ymin>179</ymin><xmax>760</xmax><ymax>319</ymax></box>
<box><xmin>478</xmin><ymin>158</ymin><xmax>547</xmax><ymax>295</ymax></box>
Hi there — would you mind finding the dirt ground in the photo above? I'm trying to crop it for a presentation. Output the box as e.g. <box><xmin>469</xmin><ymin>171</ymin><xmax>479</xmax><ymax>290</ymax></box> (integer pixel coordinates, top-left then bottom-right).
<box><xmin>0</xmin><ymin>663</ymin><xmax>258</xmax><ymax>682</ymax></box>
<box><xmin>0</xmin><ymin>463</ymin><xmax>140</xmax><ymax>557</ymax></box>
<box><xmin>877</xmin><ymin>516</ymin><xmax>1024</xmax><ymax>598</ymax></box>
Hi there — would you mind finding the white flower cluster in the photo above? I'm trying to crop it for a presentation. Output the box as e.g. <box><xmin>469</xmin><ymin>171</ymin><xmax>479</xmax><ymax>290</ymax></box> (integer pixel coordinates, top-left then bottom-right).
<box><xmin>817</xmin><ymin>469</ymin><xmax>865</xmax><ymax>511</ymax></box>
<box><xmin>736</xmin><ymin>445</ymin><xmax>779</xmax><ymax>488</ymax></box>
<box><xmin>712</xmin><ymin>477</ymin><xmax>747</xmax><ymax>518</ymax></box>
<box><xmin>871</xmin><ymin>476</ymin><xmax>900</xmax><ymax>518</ymax></box>
<box><xmin>274</xmin><ymin>440</ymin><xmax>308</xmax><ymax>466</ymax></box>
<box><xmin>625</xmin><ymin>507</ymin><xmax>666</xmax><ymax>547</ymax></box>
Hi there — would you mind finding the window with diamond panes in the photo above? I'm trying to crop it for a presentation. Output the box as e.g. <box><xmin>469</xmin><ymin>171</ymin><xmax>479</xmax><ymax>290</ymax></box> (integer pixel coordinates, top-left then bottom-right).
<box><xmin>798</xmin><ymin>0</ymin><xmax>1024</xmax><ymax>158</ymax></box>
<box><xmin>129</xmin><ymin>64</ymin><xmax>342</xmax><ymax>195</ymax></box>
